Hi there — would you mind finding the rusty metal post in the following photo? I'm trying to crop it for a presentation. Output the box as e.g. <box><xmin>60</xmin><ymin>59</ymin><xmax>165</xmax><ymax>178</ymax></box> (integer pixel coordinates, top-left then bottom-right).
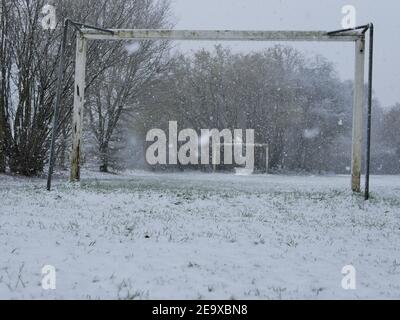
<box><xmin>365</xmin><ymin>24</ymin><xmax>374</xmax><ymax>200</ymax></box>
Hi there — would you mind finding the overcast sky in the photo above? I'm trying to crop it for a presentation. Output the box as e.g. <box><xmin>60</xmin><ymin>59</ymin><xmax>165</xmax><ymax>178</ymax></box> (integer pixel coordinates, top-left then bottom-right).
<box><xmin>171</xmin><ymin>0</ymin><xmax>400</xmax><ymax>108</ymax></box>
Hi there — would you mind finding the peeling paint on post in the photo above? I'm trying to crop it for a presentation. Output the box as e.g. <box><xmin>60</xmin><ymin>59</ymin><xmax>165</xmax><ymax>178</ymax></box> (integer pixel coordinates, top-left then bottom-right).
<box><xmin>351</xmin><ymin>37</ymin><xmax>365</xmax><ymax>192</ymax></box>
<box><xmin>70</xmin><ymin>35</ymin><xmax>87</xmax><ymax>182</ymax></box>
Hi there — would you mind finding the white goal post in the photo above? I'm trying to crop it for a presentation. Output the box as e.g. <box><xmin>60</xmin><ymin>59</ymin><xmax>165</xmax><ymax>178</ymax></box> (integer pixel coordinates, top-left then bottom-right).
<box><xmin>46</xmin><ymin>22</ymin><xmax>374</xmax><ymax>197</ymax></box>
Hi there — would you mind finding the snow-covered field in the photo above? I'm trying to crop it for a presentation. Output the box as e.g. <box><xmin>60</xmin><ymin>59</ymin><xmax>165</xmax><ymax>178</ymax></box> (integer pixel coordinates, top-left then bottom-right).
<box><xmin>0</xmin><ymin>171</ymin><xmax>399</xmax><ymax>300</ymax></box>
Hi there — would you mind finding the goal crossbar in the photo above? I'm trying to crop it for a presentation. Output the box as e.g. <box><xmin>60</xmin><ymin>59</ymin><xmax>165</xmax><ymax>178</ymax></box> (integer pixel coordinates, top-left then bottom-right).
<box><xmin>81</xmin><ymin>29</ymin><xmax>361</xmax><ymax>42</ymax></box>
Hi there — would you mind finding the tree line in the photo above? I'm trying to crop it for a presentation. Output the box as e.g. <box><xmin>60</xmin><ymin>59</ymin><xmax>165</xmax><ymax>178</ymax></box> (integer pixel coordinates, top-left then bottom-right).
<box><xmin>118</xmin><ymin>46</ymin><xmax>400</xmax><ymax>174</ymax></box>
<box><xmin>0</xmin><ymin>0</ymin><xmax>399</xmax><ymax>176</ymax></box>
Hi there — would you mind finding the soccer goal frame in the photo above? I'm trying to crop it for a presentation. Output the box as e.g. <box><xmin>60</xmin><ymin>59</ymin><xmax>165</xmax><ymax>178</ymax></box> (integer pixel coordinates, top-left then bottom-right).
<box><xmin>47</xmin><ymin>20</ymin><xmax>374</xmax><ymax>199</ymax></box>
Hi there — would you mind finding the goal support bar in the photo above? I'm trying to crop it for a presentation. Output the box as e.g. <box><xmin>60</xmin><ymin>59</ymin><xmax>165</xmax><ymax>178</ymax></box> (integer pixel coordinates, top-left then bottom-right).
<box><xmin>46</xmin><ymin>22</ymin><xmax>373</xmax><ymax>198</ymax></box>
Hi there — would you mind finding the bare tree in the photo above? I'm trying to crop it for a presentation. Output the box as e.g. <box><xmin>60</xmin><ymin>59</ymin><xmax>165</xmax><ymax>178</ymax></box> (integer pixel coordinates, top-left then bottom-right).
<box><xmin>0</xmin><ymin>0</ymin><xmax>172</xmax><ymax>176</ymax></box>
<box><xmin>382</xmin><ymin>103</ymin><xmax>400</xmax><ymax>173</ymax></box>
<box><xmin>84</xmin><ymin>0</ymin><xmax>172</xmax><ymax>172</ymax></box>
<box><xmin>0</xmin><ymin>0</ymin><xmax>11</xmax><ymax>173</ymax></box>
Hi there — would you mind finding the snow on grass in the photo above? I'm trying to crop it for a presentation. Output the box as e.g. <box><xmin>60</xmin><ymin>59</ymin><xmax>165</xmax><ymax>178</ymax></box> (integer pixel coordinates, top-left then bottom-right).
<box><xmin>0</xmin><ymin>171</ymin><xmax>399</xmax><ymax>299</ymax></box>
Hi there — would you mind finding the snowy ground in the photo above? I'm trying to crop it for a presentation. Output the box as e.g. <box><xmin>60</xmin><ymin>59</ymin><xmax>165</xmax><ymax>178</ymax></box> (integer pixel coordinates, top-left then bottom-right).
<box><xmin>0</xmin><ymin>171</ymin><xmax>399</xmax><ymax>300</ymax></box>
